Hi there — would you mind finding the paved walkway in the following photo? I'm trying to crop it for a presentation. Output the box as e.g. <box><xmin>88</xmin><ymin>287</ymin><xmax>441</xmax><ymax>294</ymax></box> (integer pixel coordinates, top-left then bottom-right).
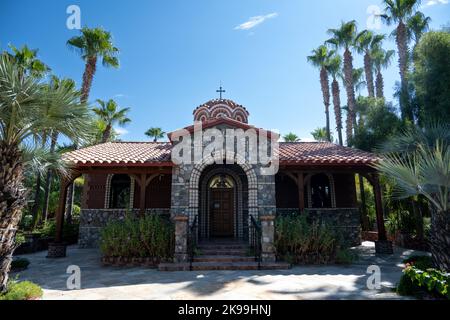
<box><xmin>12</xmin><ymin>242</ymin><xmax>428</xmax><ymax>300</ymax></box>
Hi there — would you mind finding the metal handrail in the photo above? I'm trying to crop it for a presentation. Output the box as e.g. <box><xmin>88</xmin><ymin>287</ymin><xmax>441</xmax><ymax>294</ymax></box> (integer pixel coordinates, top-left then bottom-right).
<box><xmin>187</xmin><ymin>216</ymin><xmax>198</xmax><ymax>271</ymax></box>
<box><xmin>249</xmin><ymin>215</ymin><xmax>262</xmax><ymax>269</ymax></box>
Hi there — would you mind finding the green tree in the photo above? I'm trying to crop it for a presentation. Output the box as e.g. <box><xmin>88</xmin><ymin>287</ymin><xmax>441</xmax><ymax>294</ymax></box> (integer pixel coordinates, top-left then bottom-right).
<box><xmin>6</xmin><ymin>45</ymin><xmax>50</xmax><ymax>79</ymax></box>
<box><xmin>93</xmin><ymin>99</ymin><xmax>131</xmax><ymax>143</ymax></box>
<box><xmin>307</xmin><ymin>45</ymin><xmax>334</xmax><ymax>142</ymax></box>
<box><xmin>376</xmin><ymin>122</ymin><xmax>450</xmax><ymax>270</ymax></box>
<box><xmin>0</xmin><ymin>53</ymin><xmax>92</xmax><ymax>292</ymax></box>
<box><xmin>283</xmin><ymin>132</ymin><xmax>300</xmax><ymax>142</ymax></box>
<box><xmin>381</xmin><ymin>0</ymin><xmax>422</xmax><ymax>121</ymax></box>
<box><xmin>326</xmin><ymin>55</ymin><xmax>344</xmax><ymax>146</ymax></box>
<box><xmin>413</xmin><ymin>31</ymin><xmax>450</xmax><ymax>125</ymax></box>
<box><xmin>327</xmin><ymin>20</ymin><xmax>358</xmax><ymax>145</ymax></box>
<box><xmin>311</xmin><ymin>127</ymin><xmax>333</xmax><ymax>142</ymax></box>
<box><xmin>67</xmin><ymin>27</ymin><xmax>119</xmax><ymax>103</ymax></box>
<box><xmin>407</xmin><ymin>11</ymin><xmax>431</xmax><ymax>48</ymax></box>
<box><xmin>145</xmin><ymin>127</ymin><xmax>166</xmax><ymax>142</ymax></box>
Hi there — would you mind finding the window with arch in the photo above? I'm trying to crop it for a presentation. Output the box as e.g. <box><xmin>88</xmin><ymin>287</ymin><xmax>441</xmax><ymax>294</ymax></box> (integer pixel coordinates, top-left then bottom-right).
<box><xmin>109</xmin><ymin>174</ymin><xmax>131</xmax><ymax>209</ymax></box>
<box><xmin>310</xmin><ymin>174</ymin><xmax>332</xmax><ymax>208</ymax></box>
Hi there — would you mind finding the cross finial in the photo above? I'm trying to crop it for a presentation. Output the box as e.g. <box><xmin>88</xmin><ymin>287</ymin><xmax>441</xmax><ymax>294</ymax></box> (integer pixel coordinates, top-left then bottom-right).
<box><xmin>216</xmin><ymin>83</ymin><xmax>226</xmax><ymax>99</ymax></box>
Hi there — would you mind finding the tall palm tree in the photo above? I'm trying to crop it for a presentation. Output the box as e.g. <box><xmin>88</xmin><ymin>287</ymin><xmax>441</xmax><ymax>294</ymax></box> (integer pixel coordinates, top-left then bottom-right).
<box><xmin>381</xmin><ymin>0</ymin><xmax>422</xmax><ymax>121</ymax></box>
<box><xmin>283</xmin><ymin>132</ymin><xmax>300</xmax><ymax>142</ymax></box>
<box><xmin>326</xmin><ymin>54</ymin><xmax>344</xmax><ymax>146</ymax></box>
<box><xmin>67</xmin><ymin>27</ymin><xmax>119</xmax><ymax>103</ymax></box>
<box><xmin>327</xmin><ymin>20</ymin><xmax>358</xmax><ymax>146</ymax></box>
<box><xmin>376</xmin><ymin>122</ymin><xmax>450</xmax><ymax>270</ymax></box>
<box><xmin>0</xmin><ymin>53</ymin><xmax>92</xmax><ymax>292</ymax></box>
<box><xmin>407</xmin><ymin>11</ymin><xmax>431</xmax><ymax>49</ymax></box>
<box><xmin>355</xmin><ymin>31</ymin><xmax>385</xmax><ymax>98</ymax></box>
<box><xmin>372</xmin><ymin>48</ymin><xmax>395</xmax><ymax>99</ymax></box>
<box><xmin>7</xmin><ymin>44</ymin><xmax>50</xmax><ymax>79</ymax></box>
<box><xmin>307</xmin><ymin>45</ymin><xmax>334</xmax><ymax>142</ymax></box>
<box><xmin>93</xmin><ymin>99</ymin><xmax>131</xmax><ymax>143</ymax></box>
<box><xmin>145</xmin><ymin>127</ymin><xmax>166</xmax><ymax>142</ymax></box>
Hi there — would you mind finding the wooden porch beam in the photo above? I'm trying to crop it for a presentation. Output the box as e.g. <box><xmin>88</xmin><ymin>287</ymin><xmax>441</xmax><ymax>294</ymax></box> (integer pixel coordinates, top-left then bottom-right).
<box><xmin>139</xmin><ymin>173</ymin><xmax>147</xmax><ymax>215</ymax></box>
<box><xmin>372</xmin><ymin>173</ymin><xmax>388</xmax><ymax>241</ymax></box>
<box><xmin>55</xmin><ymin>173</ymin><xmax>80</xmax><ymax>243</ymax></box>
<box><xmin>297</xmin><ymin>172</ymin><xmax>305</xmax><ymax>212</ymax></box>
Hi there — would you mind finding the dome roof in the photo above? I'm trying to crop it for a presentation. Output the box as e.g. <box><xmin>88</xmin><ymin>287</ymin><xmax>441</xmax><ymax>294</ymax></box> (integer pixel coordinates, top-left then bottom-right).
<box><xmin>193</xmin><ymin>99</ymin><xmax>250</xmax><ymax>123</ymax></box>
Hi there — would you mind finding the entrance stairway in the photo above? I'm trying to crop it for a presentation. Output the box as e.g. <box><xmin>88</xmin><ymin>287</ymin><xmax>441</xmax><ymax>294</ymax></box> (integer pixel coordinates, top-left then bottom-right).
<box><xmin>158</xmin><ymin>240</ymin><xmax>290</xmax><ymax>271</ymax></box>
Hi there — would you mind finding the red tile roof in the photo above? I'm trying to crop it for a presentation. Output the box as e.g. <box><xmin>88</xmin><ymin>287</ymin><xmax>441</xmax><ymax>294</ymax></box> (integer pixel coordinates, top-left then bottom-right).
<box><xmin>279</xmin><ymin>142</ymin><xmax>380</xmax><ymax>165</ymax></box>
<box><xmin>63</xmin><ymin>141</ymin><xmax>379</xmax><ymax>167</ymax></box>
<box><xmin>62</xmin><ymin>142</ymin><xmax>172</xmax><ymax>165</ymax></box>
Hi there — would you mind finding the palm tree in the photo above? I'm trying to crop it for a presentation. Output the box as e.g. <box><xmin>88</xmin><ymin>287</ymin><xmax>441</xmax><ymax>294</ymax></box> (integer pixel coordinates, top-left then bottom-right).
<box><xmin>7</xmin><ymin>44</ymin><xmax>50</xmax><ymax>79</ymax></box>
<box><xmin>311</xmin><ymin>127</ymin><xmax>333</xmax><ymax>142</ymax></box>
<box><xmin>407</xmin><ymin>11</ymin><xmax>431</xmax><ymax>50</ymax></box>
<box><xmin>145</xmin><ymin>127</ymin><xmax>166</xmax><ymax>142</ymax></box>
<box><xmin>67</xmin><ymin>27</ymin><xmax>119</xmax><ymax>103</ymax></box>
<box><xmin>93</xmin><ymin>99</ymin><xmax>131</xmax><ymax>143</ymax></box>
<box><xmin>376</xmin><ymin>122</ymin><xmax>450</xmax><ymax>270</ymax></box>
<box><xmin>327</xmin><ymin>20</ymin><xmax>358</xmax><ymax>146</ymax></box>
<box><xmin>381</xmin><ymin>0</ymin><xmax>422</xmax><ymax>121</ymax></box>
<box><xmin>0</xmin><ymin>53</ymin><xmax>92</xmax><ymax>292</ymax></box>
<box><xmin>372</xmin><ymin>48</ymin><xmax>395</xmax><ymax>99</ymax></box>
<box><xmin>283</xmin><ymin>133</ymin><xmax>300</xmax><ymax>142</ymax></box>
<box><xmin>307</xmin><ymin>45</ymin><xmax>334</xmax><ymax>142</ymax></box>
<box><xmin>326</xmin><ymin>55</ymin><xmax>344</xmax><ymax>146</ymax></box>
<box><xmin>355</xmin><ymin>31</ymin><xmax>385</xmax><ymax>98</ymax></box>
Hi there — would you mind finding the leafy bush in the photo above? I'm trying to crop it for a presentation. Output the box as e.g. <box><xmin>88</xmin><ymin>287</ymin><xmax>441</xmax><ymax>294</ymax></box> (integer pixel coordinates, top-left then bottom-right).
<box><xmin>403</xmin><ymin>255</ymin><xmax>433</xmax><ymax>270</ymax></box>
<box><xmin>100</xmin><ymin>214</ymin><xmax>174</xmax><ymax>260</ymax></box>
<box><xmin>0</xmin><ymin>280</ymin><xmax>43</xmax><ymax>300</ymax></box>
<box><xmin>33</xmin><ymin>219</ymin><xmax>79</xmax><ymax>241</ymax></box>
<box><xmin>15</xmin><ymin>233</ymin><xmax>26</xmax><ymax>246</ymax></box>
<box><xmin>275</xmin><ymin>214</ymin><xmax>340</xmax><ymax>264</ymax></box>
<box><xmin>335</xmin><ymin>248</ymin><xmax>359</xmax><ymax>264</ymax></box>
<box><xmin>401</xmin><ymin>266</ymin><xmax>449</xmax><ymax>299</ymax></box>
<box><xmin>11</xmin><ymin>258</ymin><xmax>30</xmax><ymax>271</ymax></box>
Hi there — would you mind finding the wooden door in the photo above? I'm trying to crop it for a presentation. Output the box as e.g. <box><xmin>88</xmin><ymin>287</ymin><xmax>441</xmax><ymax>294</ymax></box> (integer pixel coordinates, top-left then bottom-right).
<box><xmin>210</xmin><ymin>188</ymin><xmax>234</xmax><ymax>237</ymax></box>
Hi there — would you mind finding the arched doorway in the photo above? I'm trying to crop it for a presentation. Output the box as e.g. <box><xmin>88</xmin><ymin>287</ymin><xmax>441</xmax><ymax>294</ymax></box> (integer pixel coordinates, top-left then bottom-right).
<box><xmin>208</xmin><ymin>174</ymin><xmax>235</xmax><ymax>238</ymax></box>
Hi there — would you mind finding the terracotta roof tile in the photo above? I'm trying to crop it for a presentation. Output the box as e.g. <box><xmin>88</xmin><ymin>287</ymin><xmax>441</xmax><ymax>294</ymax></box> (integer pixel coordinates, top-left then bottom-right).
<box><xmin>62</xmin><ymin>142</ymin><xmax>172</xmax><ymax>165</ymax></box>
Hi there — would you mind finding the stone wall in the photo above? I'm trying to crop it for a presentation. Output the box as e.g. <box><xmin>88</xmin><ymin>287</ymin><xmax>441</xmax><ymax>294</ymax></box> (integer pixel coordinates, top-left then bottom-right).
<box><xmin>276</xmin><ymin>208</ymin><xmax>361</xmax><ymax>246</ymax></box>
<box><xmin>78</xmin><ymin>208</ymin><xmax>170</xmax><ymax>248</ymax></box>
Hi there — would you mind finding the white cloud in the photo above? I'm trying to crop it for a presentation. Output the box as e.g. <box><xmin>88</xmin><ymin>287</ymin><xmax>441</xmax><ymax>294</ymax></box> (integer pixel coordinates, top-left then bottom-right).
<box><xmin>234</xmin><ymin>12</ymin><xmax>278</xmax><ymax>31</ymax></box>
<box><xmin>114</xmin><ymin>127</ymin><xmax>128</xmax><ymax>136</ymax></box>
<box><xmin>423</xmin><ymin>0</ymin><xmax>448</xmax><ymax>7</ymax></box>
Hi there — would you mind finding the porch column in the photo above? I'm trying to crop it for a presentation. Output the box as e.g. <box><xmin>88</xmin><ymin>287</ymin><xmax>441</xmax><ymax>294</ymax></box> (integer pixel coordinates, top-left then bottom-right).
<box><xmin>260</xmin><ymin>215</ymin><xmax>276</xmax><ymax>262</ymax></box>
<box><xmin>47</xmin><ymin>177</ymin><xmax>71</xmax><ymax>258</ymax></box>
<box><xmin>372</xmin><ymin>174</ymin><xmax>393</xmax><ymax>254</ymax></box>
<box><xmin>297</xmin><ymin>172</ymin><xmax>305</xmax><ymax>212</ymax></box>
<box><xmin>173</xmin><ymin>215</ymin><xmax>188</xmax><ymax>263</ymax></box>
<box><xmin>139</xmin><ymin>173</ymin><xmax>147</xmax><ymax>215</ymax></box>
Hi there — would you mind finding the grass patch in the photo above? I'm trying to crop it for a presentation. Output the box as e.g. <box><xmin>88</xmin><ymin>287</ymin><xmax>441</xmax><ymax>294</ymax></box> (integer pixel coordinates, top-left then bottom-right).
<box><xmin>0</xmin><ymin>280</ymin><xmax>43</xmax><ymax>300</ymax></box>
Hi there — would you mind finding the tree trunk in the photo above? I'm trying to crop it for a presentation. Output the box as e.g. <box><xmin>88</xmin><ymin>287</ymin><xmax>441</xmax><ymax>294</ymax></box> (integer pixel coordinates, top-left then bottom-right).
<box><xmin>42</xmin><ymin>131</ymin><xmax>58</xmax><ymax>221</ymax></box>
<box><xmin>411</xmin><ymin>200</ymin><xmax>424</xmax><ymax>241</ymax></box>
<box><xmin>430</xmin><ymin>209</ymin><xmax>450</xmax><ymax>271</ymax></box>
<box><xmin>101</xmin><ymin>124</ymin><xmax>111</xmax><ymax>143</ymax></box>
<box><xmin>65</xmin><ymin>184</ymin><xmax>74</xmax><ymax>225</ymax></box>
<box><xmin>320</xmin><ymin>67</ymin><xmax>331</xmax><ymax>142</ymax></box>
<box><xmin>396</xmin><ymin>22</ymin><xmax>412</xmax><ymax>121</ymax></box>
<box><xmin>359</xmin><ymin>175</ymin><xmax>370</xmax><ymax>231</ymax></box>
<box><xmin>343</xmin><ymin>49</ymin><xmax>356</xmax><ymax>146</ymax></box>
<box><xmin>80</xmin><ymin>56</ymin><xmax>97</xmax><ymax>104</ymax></box>
<box><xmin>0</xmin><ymin>142</ymin><xmax>26</xmax><ymax>293</ymax></box>
<box><xmin>30</xmin><ymin>174</ymin><xmax>42</xmax><ymax>225</ymax></box>
<box><xmin>332</xmin><ymin>78</ymin><xmax>343</xmax><ymax>146</ymax></box>
<box><xmin>364</xmin><ymin>52</ymin><xmax>375</xmax><ymax>98</ymax></box>
<box><xmin>376</xmin><ymin>70</ymin><xmax>384</xmax><ymax>99</ymax></box>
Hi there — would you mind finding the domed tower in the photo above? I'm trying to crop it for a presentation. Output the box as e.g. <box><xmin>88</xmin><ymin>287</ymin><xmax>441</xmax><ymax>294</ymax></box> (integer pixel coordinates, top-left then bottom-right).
<box><xmin>193</xmin><ymin>99</ymin><xmax>250</xmax><ymax>123</ymax></box>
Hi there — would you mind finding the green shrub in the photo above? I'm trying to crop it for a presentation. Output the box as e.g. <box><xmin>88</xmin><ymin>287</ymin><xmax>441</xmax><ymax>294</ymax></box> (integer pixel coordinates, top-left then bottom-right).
<box><xmin>275</xmin><ymin>214</ymin><xmax>340</xmax><ymax>264</ymax></box>
<box><xmin>403</xmin><ymin>255</ymin><xmax>433</xmax><ymax>270</ymax></box>
<box><xmin>335</xmin><ymin>248</ymin><xmax>359</xmax><ymax>264</ymax></box>
<box><xmin>0</xmin><ymin>280</ymin><xmax>43</xmax><ymax>300</ymax></box>
<box><xmin>397</xmin><ymin>273</ymin><xmax>419</xmax><ymax>296</ymax></box>
<box><xmin>15</xmin><ymin>233</ymin><xmax>26</xmax><ymax>246</ymax></box>
<box><xmin>11</xmin><ymin>258</ymin><xmax>30</xmax><ymax>271</ymax></box>
<box><xmin>100</xmin><ymin>214</ymin><xmax>174</xmax><ymax>260</ymax></box>
<box><xmin>33</xmin><ymin>219</ymin><xmax>79</xmax><ymax>241</ymax></box>
<box><xmin>399</xmin><ymin>266</ymin><xmax>450</xmax><ymax>299</ymax></box>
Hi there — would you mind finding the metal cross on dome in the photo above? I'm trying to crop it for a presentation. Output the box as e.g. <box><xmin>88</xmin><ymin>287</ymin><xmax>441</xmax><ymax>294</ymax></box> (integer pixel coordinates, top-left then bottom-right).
<box><xmin>216</xmin><ymin>84</ymin><xmax>226</xmax><ymax>99</ymax></box>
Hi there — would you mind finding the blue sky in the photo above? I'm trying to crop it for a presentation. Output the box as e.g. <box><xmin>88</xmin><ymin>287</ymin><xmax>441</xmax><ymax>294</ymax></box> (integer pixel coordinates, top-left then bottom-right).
<box><xmin>1</xmin><ymin>0</ymin><xmax>449</xmax><ymax>142</ymax></box>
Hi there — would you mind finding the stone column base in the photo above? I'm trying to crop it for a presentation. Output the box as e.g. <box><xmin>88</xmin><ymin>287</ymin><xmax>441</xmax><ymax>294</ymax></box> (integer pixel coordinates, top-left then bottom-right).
<box><xmin>47</xmin><ymin>242</ymin><xmax>67</xmax><ymax>258</ymax></box>
<box><xmin>260</xmin><ymin>215</ymin><xmax>276</xmax><ymax>263</ymax></box>
<box><xmin>375</xmin><ymin>240</ymin><xmax>393</xmax><ymax>255</ymax></box>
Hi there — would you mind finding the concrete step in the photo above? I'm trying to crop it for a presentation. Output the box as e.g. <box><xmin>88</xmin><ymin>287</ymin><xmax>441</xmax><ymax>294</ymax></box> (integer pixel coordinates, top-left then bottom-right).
<box><xmin>198</xmin><ymin>249</ymin><xmax>248</xmax><ymax>256</ymax></box>
<box><xmin>193</xmin><ymin>255</ymin><xmax>255</xmax><ymax>263</ymax></box>
<box><xmin>197</xmin><ymin>244</ymin><xmax>249</xmax><ymax>250</ymax></box>
<box><xmin>158</xmin><ymin>261</ymin><xmax>291</xmax><ymax>271</ymax></box>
